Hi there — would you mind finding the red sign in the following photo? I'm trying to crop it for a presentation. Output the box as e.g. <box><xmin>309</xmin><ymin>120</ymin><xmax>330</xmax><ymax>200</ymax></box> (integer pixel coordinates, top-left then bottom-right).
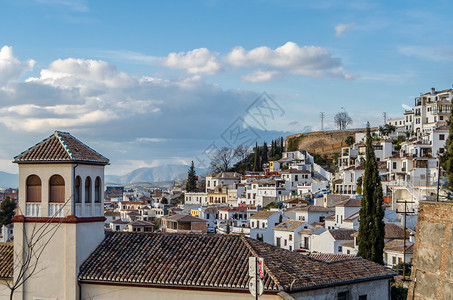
<box><xmin>258</xmin><ymin>258</ymin><xmax>264</xmax><ymax>279</ymax></box>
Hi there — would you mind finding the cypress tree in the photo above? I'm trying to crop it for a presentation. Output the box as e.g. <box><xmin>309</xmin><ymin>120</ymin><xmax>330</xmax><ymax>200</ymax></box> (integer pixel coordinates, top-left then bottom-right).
<box><xmin>280</xmin><ymin>137</ymin><xmax>284</xmax><ymax>155</ymax></box>
<box><xmin>271</xmin><ymin>140</ymin><xmax>276</xmax><ymax>158</ymax></box>
<box><xmin>0</xmin><ymin>196</ymin><xmax>16</xmax><ymax>226</ymax></box>
<box><xmin>262</xmin><ymin>142</ymin><xmax>268</xmax><ymax>165</ymax></box>
<box><xmin>357</xmin><ymin>123</ymin><xmax>385</xmax><ymax>265</ymax></box>
<box><xmin>186</xmin><ymin>161</ymin><xmax>197</xmax><ymax>192</ymax></box>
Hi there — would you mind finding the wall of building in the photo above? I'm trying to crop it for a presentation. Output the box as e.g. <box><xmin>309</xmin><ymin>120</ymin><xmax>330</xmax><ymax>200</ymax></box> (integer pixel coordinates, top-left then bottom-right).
<box><xmin>289</xmin><ymin>278</ymin><xmax>391</xmax><ymax>300</ymax></box>
<box><xmin>408</xmin><ymin>201</ymin><xmax>453</xmax><ymax>299</ymax></box>
<box><xmin>81</xmin><ymin>284</ymin><xmax>281</xmax><ymax>300</ymax></box>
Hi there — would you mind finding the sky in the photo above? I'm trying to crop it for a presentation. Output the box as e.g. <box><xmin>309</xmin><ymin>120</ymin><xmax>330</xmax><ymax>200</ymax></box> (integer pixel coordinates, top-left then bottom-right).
<box><xmin>0</xmin><ymin>0</ymin><xmax>452</xmax><ymax>175</ymax></box>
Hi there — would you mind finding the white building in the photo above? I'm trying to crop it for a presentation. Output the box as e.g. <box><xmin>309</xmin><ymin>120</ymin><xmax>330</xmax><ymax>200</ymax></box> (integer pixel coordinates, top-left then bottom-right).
<box><xmin>273</xmin><ymin>219</ymin><xmax>307</xmax><ymax>251</ymax></box>
<box><xmin>250</xmin><ymin>210</ymin><xmax>285</xmax><ymax>244</ymax></box>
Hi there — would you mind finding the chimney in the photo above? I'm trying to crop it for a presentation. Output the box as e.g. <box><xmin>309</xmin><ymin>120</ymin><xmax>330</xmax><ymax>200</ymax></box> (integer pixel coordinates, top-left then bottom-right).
<box><xmin>431</xmin><ymin>87</ymin><xmax>436</xmax><ymax>95</ymax></box>
<box><xmin>409</xmin><ymin>233</ymin><xmax>415</xmax><ymax>243</ymax></box>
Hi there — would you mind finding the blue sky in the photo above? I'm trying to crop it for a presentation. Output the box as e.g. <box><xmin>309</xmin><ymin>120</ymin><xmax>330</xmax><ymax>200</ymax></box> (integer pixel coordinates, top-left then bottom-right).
<box><xmin>0</xmin><ymin>0</ymin><xmax>452</xmax><ymax>175</ymax></box>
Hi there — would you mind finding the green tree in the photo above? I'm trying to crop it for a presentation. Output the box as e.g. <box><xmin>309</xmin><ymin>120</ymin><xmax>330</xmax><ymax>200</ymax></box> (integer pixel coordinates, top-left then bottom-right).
<box><xmin>356</xmin><ymin>176</ymin><xmax>363</xmax><ymax>194</ymax></box>
<box><xmin>186</xmin><ymin>161</ymin><xmax>197</xmax><ymax>192</ymax></box>
<box><xmin>226</xmin><ymin>223</ymin><xmax>230</xmax><ymax>234</ymax></box>
<box><xmin>261</xmin><ymin>142</ymin><xmax>268</xmax><ymax>165</ymax></box>
<box><xmin>441</xmin><ymin>105</ymin><xmax>453</xmax><ymax>197</ymax></box>
<box><xmin>345</xmin><ymin>135</ymin><xmax>354</xmax><ymax>146</ymax></box>
<box><xmin>0</xmin><ymin>196</ymin><xmax>16</xmax><ymax>226</ymax></box>
<box><xmin>357</xmin><ymin>123</ymin><xmax>385</xmax><ymax>265</ymax></box>
<box><xmin>160</xmin><ymin>197</ymin><xmax>168</xmax><ymax>204</ymax></box>
<box><xmin>278</xmin><ymin>213</ymin><xmax>283</xmax><ymax>224</ymax></box>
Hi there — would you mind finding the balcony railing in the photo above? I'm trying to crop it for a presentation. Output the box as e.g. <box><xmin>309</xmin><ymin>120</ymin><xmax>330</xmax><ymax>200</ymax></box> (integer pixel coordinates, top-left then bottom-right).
<box><xmin>94</xmin><ymin>203</ymin><xmax>102</xmax><ymax>216</ymax></box>
<box><xmin>85</xmin><ymin>203</ymin><xmax>92</xmax><ymax>217</ymax></box>
<box><xmin>48</xmin><ymin>203</ymin><xmax>64</xmax><ymax>217</ymax></box>
<box><xmin>26</xmin><ymin>203</ymin><xmax>41</xmax><ymax>217</ymax></box>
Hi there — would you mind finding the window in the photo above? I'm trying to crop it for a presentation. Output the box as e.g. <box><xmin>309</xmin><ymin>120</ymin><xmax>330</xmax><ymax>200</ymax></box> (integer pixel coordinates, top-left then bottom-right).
<box><xmin>393</xmin><ymin>162</ymin><xmax>397</xmax><ymax>169</ymax></box>
<box><xmin>284</xmin><ymin>239</ymin><xmax>287</xmax><ymax>246</ymax></box>
<box><xmin>440</xmin><ymin>116</ymin><xmax>444</xmax><ymax>120</ymax></box>
<box><xmin>440</xmin><ymin>134</ymin><xmax>445</xmax><ymax>140</ymax></box>
<box><xmin>49</xmin><ymin>175</ymin><xmax>65</xmax><ymax>203</ymax></box>
<box><xmin>392</xmin><ymin>256</ymin><xmax>396</xmax><ymax>265</ymax></box>
<box><xmin>276</xmin><ymin>237</ymin><xmax>281</xmax><ymax>247</ymax></box>
<box><xmin>337</xmin><ymin>291</ymin><xmax>348</xmax><ymax>300</ymax></box>
<box><xmin>251</xmin><ymin>222</ymin><xmax>254</xmax><ymax>227</ymax></box>
<box><xmin>116</xmin><ymin>225</ymin><xmax>120</xmax><ymax>231</ymax></box>
<box><xmin>75</xmin><ymin>176</ymin><xmax>81</xmax><ymax>203</ymax></box>
<box><xmin>338</xmin><ymin>245</ymin><xmax>342</xmax><ymax>252</ymax></box>
<box><xmin>85</xmin><ymin>177</ymin><xmax>92</xmax><ymax>203</ymax></box>
<box><xmin>26</xmin><ymin>175</ymin><xmax>42</xmax><ymax>202</ymax></box>
<box><xmin>359</xmin><ymin>295</ymin><xmax>367</xmax><ymax>300</ymax></box>
<box><xmin>95</xmin><ymin>177</ymin><xmax>101</xmax><ymax>203</ymax></box>
<box><xmin>289</xmin><ymin>234</ymin><xmax>292</xmax><ymax>241</ymax></box>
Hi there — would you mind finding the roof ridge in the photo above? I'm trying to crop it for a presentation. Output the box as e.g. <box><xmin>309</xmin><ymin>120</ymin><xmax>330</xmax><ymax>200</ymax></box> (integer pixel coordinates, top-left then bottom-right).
<box><xmin>55</xmin><ymin>131</ymin><xmax>75</xmax><ymax>159</ymax></box>
<box><xmin>13</xmin><ymin>133</ymin><xmax>55</xmax><ymax>161</ymax></box>
<box><xmin>57</xmin><ymin>131</ymin><xmax>109</xmax><ymax>163</ymax></box>
<box><xmin>240</xmin><ymin>236</ymin><xmax>283</xmax><ymax>290</ymax></box>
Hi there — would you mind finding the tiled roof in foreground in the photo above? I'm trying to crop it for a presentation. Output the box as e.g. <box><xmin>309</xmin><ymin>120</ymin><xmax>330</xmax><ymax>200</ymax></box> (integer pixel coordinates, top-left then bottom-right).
<box><xmin>78</xmin><ymin>232</ymin><xmax>395</xmax><ymax>292</ymax></box>
<box><xmin>14</xmin><ymin>131</ymin><xmax>109</xmax><ymax>165</ymax></box>
<box><xmin>0</xmin><ymin>243</ymin><xmax>13</xmax><ymax>279</ymax></box>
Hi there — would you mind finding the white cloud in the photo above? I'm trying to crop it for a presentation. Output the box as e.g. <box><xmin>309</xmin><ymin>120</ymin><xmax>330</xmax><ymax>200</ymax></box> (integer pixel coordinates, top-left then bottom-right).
<box><xmin>0</xmin><ymin>46</ymin><xmax>35</xmax><ymax>86</ymax></box>
<box><xmin>398</xmin><ymin>46</ymin><xmax>453</xmax><ymax>62</ymax></box>
<box><xmin>334</xmin><ymin>22</ymin><xmax>355</xmax><ymax>38</ymax></box>
<box><xmin>136</xmin><ymin>137</ymin><xmax>167</xmax><ymax>143</ymax></box>
<box><xmin>158</xmin><ymin>48</ymin><xmax>221</xmax><ymax>75</ymax></box>
<box><xmin>34</xmin><ymin>0</ymin><xmax>89</xmax><ymax>12</ymax></box>
<box><xmin>241</xmin><ymin>70</ymin><xmax>281</xmax><ymax>83</ymax></box>
<box><xmin>226</xmin><ymin>42</ymin><xmax>352</xmax><ymax>79</ymax></box>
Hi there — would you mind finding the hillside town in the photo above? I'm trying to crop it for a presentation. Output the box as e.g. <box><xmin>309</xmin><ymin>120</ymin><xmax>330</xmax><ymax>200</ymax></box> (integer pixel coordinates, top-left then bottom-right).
<box><xmin>0</xmin><ymin>87</ymin><xmax>452</xmax><ymax>299</ymax></box>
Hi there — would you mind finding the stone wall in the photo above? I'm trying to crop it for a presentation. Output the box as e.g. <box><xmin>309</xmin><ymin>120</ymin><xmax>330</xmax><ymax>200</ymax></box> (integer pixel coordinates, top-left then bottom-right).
<box><xmin>285</xmin><ymin>128</ymin><xmax>374</xmax><ymax>154</ymax></box>
<box><xmin>408</xmin><ymin>201</ymin><xmax>453</xmax><ymax>299</ymax></box>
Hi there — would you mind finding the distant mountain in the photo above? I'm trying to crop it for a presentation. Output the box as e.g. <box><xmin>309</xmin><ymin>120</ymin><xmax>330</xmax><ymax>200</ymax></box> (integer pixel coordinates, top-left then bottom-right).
<box><xmin>105</xmin><ymin>164</ymin><xmax>209</xmax><ymax>184</ymax></box>
<box><xmin>0</xmin><ymin>171</ymin><xmax>18</xmax><ymax>188</ymax></box>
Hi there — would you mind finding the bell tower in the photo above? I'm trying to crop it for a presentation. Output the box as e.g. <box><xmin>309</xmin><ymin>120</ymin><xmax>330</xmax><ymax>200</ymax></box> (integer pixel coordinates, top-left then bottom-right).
<box><xmin>12</xmin><ymin>131</ymin><xmax>109</xmax><ymax>300</ymax></box>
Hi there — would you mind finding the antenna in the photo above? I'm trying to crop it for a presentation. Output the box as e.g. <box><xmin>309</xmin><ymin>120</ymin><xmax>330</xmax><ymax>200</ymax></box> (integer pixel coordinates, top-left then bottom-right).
<box><xmin>320</xmin><ymin>112</ymin><xmax>325</xmax><ymax>131</ymax></box>
<box><xmin>396</xmin><ymin>199</ymin><xmax>415</xmax><ymax>281</ymax></box>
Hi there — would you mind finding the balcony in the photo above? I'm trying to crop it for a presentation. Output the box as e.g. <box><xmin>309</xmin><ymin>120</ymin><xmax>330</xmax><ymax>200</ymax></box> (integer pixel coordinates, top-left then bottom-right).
<box><xmin>26</xmin><ymin>203</ymin><xmax>41</xmax><ymax>217</ymax></box>
<box><xmin>48</xmin><ymin>203</ymin><xmax>64</xmax><ymax>217</ymax></box>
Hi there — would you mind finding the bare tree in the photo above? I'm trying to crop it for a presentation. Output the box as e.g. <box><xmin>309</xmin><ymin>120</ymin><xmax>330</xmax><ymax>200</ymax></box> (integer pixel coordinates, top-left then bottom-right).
<box><xmin>209</xmin><ymin>147</ymin><xmax>237</xmax><ymax>173</ymax></box>
<box><xmin>334</xmin><ymin>111</ymin><xmax>352</xmax><ymax>130</ymax></box>
<box><xmin>233</xmin><ymin>145</ymin><xmax>250</xmax><ymax>162</ymax></box>
<box><xmin>3</xmin><ymin>198</ymin><xmax>71</xmax><ymax>300</ymax></box>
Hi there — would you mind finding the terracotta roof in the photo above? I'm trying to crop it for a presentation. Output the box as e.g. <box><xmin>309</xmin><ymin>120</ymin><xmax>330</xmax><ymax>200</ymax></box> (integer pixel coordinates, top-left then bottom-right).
<box><xmin>78</xmin><ymin>232</ymin><xmax>395</xmax><ymax>292</ymax></box>
<box><xmin>341</xmin><ymin>241</ymin><xmax>355</xmax><ymax>248</ymax></box>
<box><xmin>325</xmin><ymin>213</ymin><xmax>335</xmax><ymax>220</ymax></box>
<box><xmin>111</xmin><ymin>219</ymin><xmax>129</xmax><ymax>224</ymax></box>
<box><xmin>335</xmin><ymin>198</ymin><xmax>361</xmax><ymax>208</ymax></box>
<box><xmin>14</xmin><ymin>131</ymin><xmax>109</xmax><ymax>165</ymax></box>
<box><xmin>250</xmin><ymin>211</ymin><xmax>279</xmax><ymax>219</ymax></box>
<box><xmin>273</xmin><ymin>219</ymin><xmax>305</xmax><ymax>231</ymax></box>
<box><xmin>206</xmin><ymin>172</ymin><xmax>241</xmax><ymax>180</ymax></box>
<box><xmin>280</xmin><ymin>169</ymin><xmax>310</xmax><ymax>174</ymax></box>
<box><xmin>292</xmin><ymin>206</ymin><xmax>334</xmax><ymax>212</ymax></box>
<box><xmin>384</xmin><ymin>240</ymin><xmax>414</xmax><ymax>253</ymax></box>
<box><xmin>344</xmin><ymin>211</ymin><xmax>360</xmax><ymax>222</ymax></box>
<box><xmin>164</xmin><ymin>213</ymin><xmax>207</xmax><ymax>223</ymax></box>
<box><xmin>307</xmin><ymin>253</ymin><xmax>356</xmax><ymax>263</ymax></box>
<box><xmin>284</xmin><ymin>197</ymin><xmax>309</xmax><ymax>204</ymax></box>
<box><xmin>129</xmin><ymin>220</ymin><xmax>154</xmax><ymax>226</ymax></box>
<box><xmin>0</xmin><ymin>243</ymin><xmax>13</xmax><ymax>279</ymax></box>
<box><xmin>384</xmin><ymin>224</ymin><xmax>413</xmax><ymax>240</ymax></box>
<box><xmin>329</xmin><ymin>229</ymin><xmax>356</xmax><ymax>241</ymax></box>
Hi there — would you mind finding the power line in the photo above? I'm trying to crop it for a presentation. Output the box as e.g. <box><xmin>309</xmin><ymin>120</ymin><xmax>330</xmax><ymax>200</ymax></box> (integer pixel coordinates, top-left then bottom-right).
<box><xmin>320</xmin><ymin>112</ymin><xmax>325</xmax><ymax>131</ymax></box>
